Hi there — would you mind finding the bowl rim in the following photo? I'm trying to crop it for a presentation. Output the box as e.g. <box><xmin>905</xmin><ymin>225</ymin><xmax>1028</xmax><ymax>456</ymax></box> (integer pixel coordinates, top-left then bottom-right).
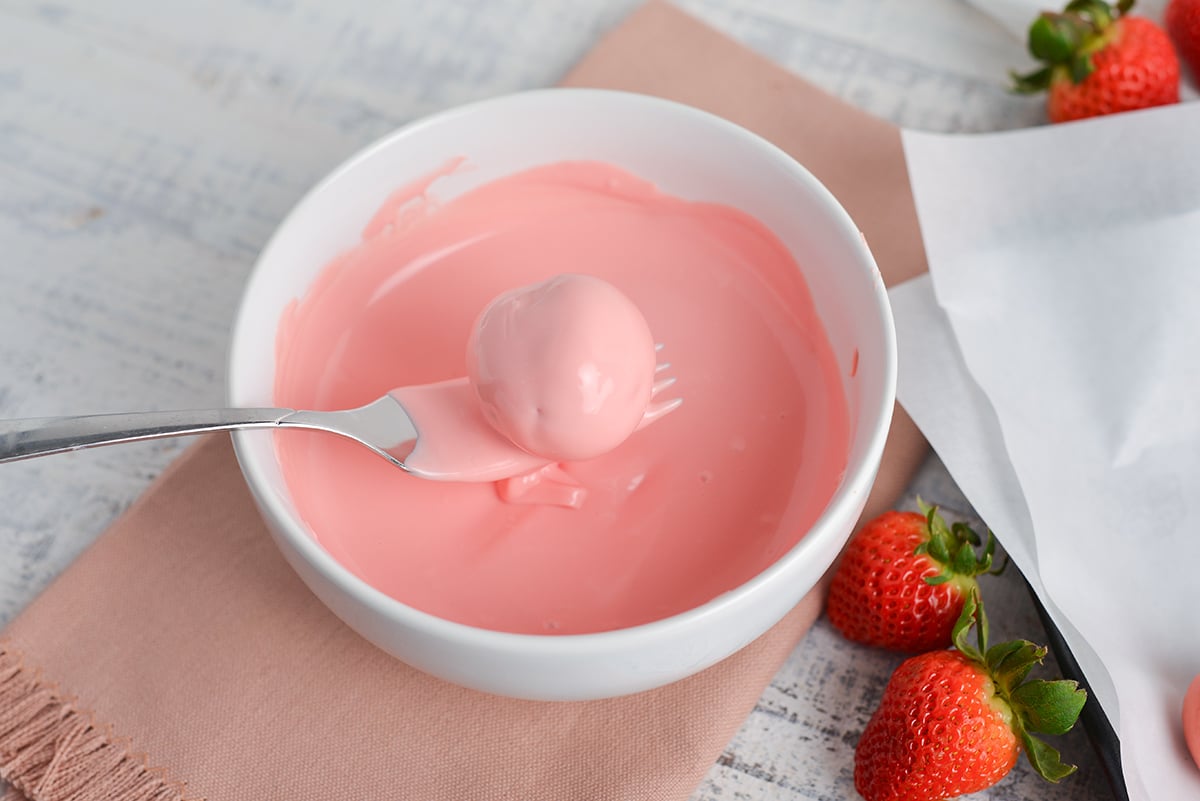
<box><xmin>228</xmin><ymin>86</ymin><xmax>897</xmax><ymax>653</ymax></box>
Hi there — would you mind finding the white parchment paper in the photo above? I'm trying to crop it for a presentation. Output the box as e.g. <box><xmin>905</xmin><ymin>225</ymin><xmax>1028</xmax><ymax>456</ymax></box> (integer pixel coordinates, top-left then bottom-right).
<box><xmin>894</xmin><ymin>102</ymin><xmax>1200</xmax><ymax>799</ymax></box>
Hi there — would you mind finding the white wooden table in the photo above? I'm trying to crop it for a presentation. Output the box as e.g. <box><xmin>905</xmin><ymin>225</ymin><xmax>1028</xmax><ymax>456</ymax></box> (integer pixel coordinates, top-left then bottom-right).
<box><xmin>0</xmin><ymin>1</ymin><xmax>1120</xmax><ymax>798</ymax></box>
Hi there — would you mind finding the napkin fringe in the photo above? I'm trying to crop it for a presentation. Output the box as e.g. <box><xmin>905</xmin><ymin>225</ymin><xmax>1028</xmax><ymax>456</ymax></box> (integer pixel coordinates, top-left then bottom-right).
<box><xmin>0</xmin><ymin>646</ymin><xmax>193</xmax><ymax>801</ymax></box>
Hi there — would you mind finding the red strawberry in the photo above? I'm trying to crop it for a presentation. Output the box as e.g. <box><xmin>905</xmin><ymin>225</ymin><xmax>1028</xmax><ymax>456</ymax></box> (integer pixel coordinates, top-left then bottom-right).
<box><xmin>1012</xmin><ymin>0</ymin><xmax>1180</xmax><ymax>123</ymax></box>
<box><xmin>854</xmin><ymin>594</ymin><xmax>1087</xmax><ymax>801</ymax></box>
<box><xmin>1167</xmin><ymin>0</ymin><xmax>1200</xmax><ymax>79</ymax></box>
<box><xmin>827</xmin><ymin>501</ymin><xmax>999</xmax><ymax>652</ymax></box>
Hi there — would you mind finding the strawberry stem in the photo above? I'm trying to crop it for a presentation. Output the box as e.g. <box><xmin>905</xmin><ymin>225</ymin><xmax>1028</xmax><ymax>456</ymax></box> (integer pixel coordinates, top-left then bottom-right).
<box><xmin>951</xmin><ymin>589</ymin><xmax>987</xmax><ymax>661</ymax></box>
<box><xmin>1065</xmin><ymin>0</ymin><xmax>1117</xmax><ymax>29</ymax></box>
<box><xmin>1011</xmin><ymin>0</ymin><xmax>1135</xmax><ymax>91</ymax></box>
<box><xmin>951</xmin><ymin>591</ymin><xmax>1088</xmax><ymax>784</ymax></box>
<box><xmin>913</xmin><ymin>499</ymin><xmax>998</xmax><ymax>586</ymax></box>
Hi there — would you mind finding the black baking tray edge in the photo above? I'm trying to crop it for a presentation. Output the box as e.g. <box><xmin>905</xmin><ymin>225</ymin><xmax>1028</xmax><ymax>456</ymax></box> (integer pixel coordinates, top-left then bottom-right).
<box><xmin>1024</xmin><ymin>576</ymin><xmax>1128</xmax><ymax>801</ymax></box>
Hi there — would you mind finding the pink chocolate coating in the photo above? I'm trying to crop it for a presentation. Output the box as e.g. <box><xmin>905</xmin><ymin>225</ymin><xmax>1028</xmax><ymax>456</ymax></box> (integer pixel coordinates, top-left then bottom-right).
<box><xmin>467</xmin><ymin>274</ymin><xmax>656</xmax><ymax>462</ymax></box>
<box><xmin>1185</xmin><ymin>674</ymin><xmax>1200</xmax><ymax>771</ymax></box>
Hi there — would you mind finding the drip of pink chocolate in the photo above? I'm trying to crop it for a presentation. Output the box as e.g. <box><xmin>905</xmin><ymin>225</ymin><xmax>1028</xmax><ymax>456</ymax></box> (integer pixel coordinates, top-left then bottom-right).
<box><xmin>497</xmin><ymin>464</ymin><xmax>588</xmax><ymax>510</ymax></box>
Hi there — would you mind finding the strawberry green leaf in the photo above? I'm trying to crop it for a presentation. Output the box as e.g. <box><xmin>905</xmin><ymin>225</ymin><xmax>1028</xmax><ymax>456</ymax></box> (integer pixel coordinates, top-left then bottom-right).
<box><xmin>1064</xmin><ymin>0</ymin><xmax>1120</xmax><ymax>29</ymax></box>
<box><xmin>1011</xmin><ymin>679</ymin><xmax>1087</xmax><ymax>735</ymax></box>
<box><xmin>1011</xmin><ymin>66</ymin><xmax>1056</xmax><ymax>93</ymax></box>
<box><xmin>953</xmin><ymin>540</ymin><xmax>980</xmax><ymax>575</ymax></box>
<box><xmin>1020</xmin><ymin>729</ymin><xmax>1081</xmax><ymax>782</ymax></box>
<box><xmin>988</xmin><ymin>554</ymin><xmax>1009</xmax><ymax>576</ymax></box>
<box><xmin>977</xmin><ymin>593</ymin><xmax>991</xmax><ymax>654</ymax></box>
<box><xmin>985</xmin><ymin>639</ymin><xmax>1027</xmax><ymax>666</ymax></box>
<box><xmin>926</xmin><ymin>504</ymin><xmax>952</xmax><ymax>540</ymax></box>
<box><xmin>951</xmin><ymin>589</ymin><xmax>987</xmax><ymax>661</ymax></box>
<box><xmin>1029</xmin><ymin>13</ymin><xmax>1086</xmax><ymax>63</ymax></box>
<box><xmin>926</xmin><ymin>532</ymin><xmax>951</xmax><ymax>563</ymax></box>
<box><xmin>1115</xmin><ymin>0</ymin><xmax>1134</xmax><ymax>14</ymax></box>
<box><xmin>1069</xmin><ymin>52</ymin><xmax>1096</xmax><ymax>84</ymax></box>
<box><xmin>987</xmin><ymin>640</ymin><xmax>1045</xmax><ymax>690</ymax></box>
<box><xmin>914</xmin><ymin>503</ymin><xmax>997</xmax><ymax>584</ymax></box>
<box><xmin>925</xmin><ymin>574</ymin><xmax>952</xmax><ymax>586</ymax></box>
<box><xmin>951</xmin><ymin>520</ymin><xmax>981</xmax><ymax>546</ymax></box>
<box><xmin>1015</xmin><ymin>0</ymin><xmax>1124</xmax><ymax>94</ymax></box>
<box><xmin>916</xmin><ymin>496</ymin><xmax>935</xmax><ymax>518</ymax></box>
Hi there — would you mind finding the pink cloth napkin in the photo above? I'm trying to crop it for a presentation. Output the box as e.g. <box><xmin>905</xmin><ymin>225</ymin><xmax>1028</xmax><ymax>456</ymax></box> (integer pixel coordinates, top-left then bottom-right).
<box><xmin>0</xmin><ymin>3</ymin><xmax>929</xmax><ymax>800</ymax></box>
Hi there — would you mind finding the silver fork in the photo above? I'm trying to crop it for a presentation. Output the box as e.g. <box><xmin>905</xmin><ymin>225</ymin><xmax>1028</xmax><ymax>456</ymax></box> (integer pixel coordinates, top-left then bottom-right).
<box><xmin>0</xmin><ymin>355</ymin><xmax>681</xmax><ymax>480</ymax></box>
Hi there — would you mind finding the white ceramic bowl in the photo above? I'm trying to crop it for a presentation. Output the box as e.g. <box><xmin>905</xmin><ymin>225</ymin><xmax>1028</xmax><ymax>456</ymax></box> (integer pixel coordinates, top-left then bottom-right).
<box><xmin>228</xmin><ymin>88</ymin><xmax>895</xmax><ymax>701</ymax></box>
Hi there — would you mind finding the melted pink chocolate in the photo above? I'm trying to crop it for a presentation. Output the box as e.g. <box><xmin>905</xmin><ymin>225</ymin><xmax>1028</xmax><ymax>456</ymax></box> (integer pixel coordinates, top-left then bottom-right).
<box><xmin>275</xmin><ymin>161</ymin><xmax>850</xmax><ymax>635</ymax></box>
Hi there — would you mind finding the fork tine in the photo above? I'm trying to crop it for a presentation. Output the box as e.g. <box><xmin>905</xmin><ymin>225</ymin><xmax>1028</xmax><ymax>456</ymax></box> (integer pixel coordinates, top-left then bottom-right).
<box><xmin>651</xmin><ymin>375</ymin><xmax>677</xmax><ymax>398</ymax></box>
<box><xmin>641</xmin><ymin>397</ymin><xmax>683</xmax><ymax>427</ymax></box>
<box><xmin>640</xmin><ymin>344</ymin><xmax>680</xmax><ymax>429</ymax></box>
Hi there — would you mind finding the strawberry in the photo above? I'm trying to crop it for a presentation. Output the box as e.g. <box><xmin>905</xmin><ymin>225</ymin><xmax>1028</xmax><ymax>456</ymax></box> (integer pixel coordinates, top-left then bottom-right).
<box><xmin>1012</xmin><ymin>0</ymin><xmax>1180</xmax><ymax>123</ymax></box>
<box><xmin>827</xmin><ymin>501</ymin><xmax>999</xmax><ymax>652</ymax></box>
<box><xmin>1166</xmin><ymin>0</ymin><xmax>1200</xmax><ymax>80</ymax></box>
<box><xmin>854</xmin><ymin>593</ymin><xmax>1087</xmax><ymax>801</ymax></box>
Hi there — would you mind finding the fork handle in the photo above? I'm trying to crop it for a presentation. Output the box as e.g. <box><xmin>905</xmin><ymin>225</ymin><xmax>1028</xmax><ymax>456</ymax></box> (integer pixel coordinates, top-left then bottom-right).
<box><xmin>0</xmin><ymin>408</ymin><xmax>292</xmax><ymax>464</ymax></box>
